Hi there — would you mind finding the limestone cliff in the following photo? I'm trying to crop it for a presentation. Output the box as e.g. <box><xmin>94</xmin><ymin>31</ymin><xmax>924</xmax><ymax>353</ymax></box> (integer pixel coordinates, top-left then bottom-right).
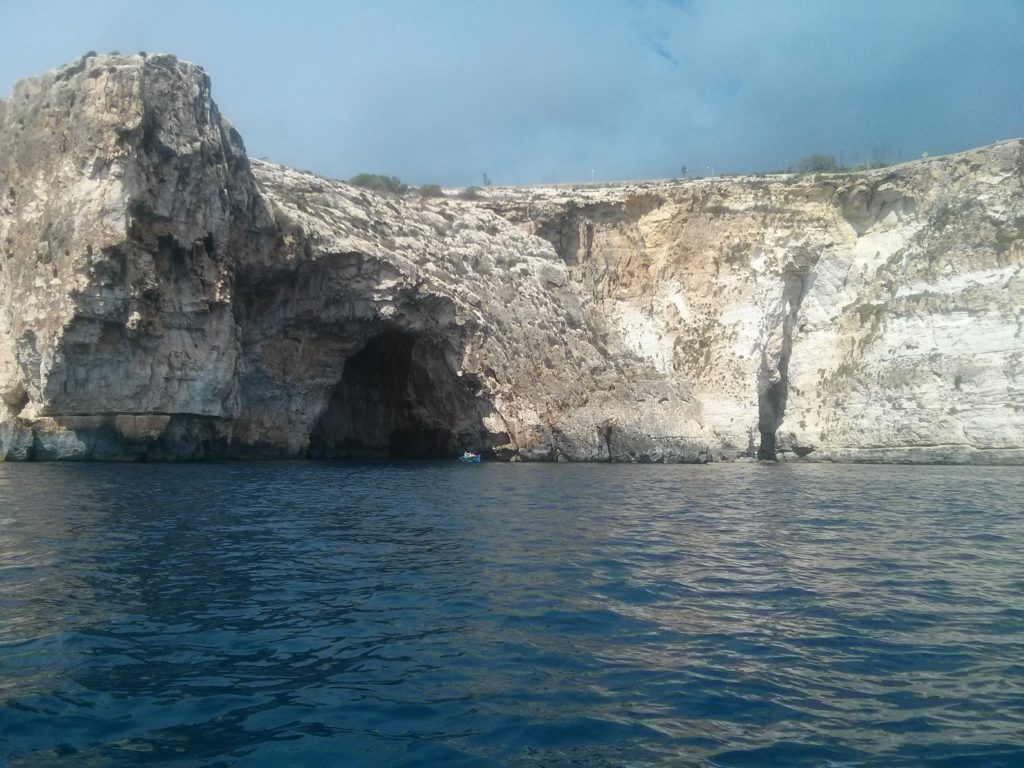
<box><xmin>1</xmin><ymin>53</ymin><xmax>270</xmax><ymax>458</ymax></box>
<box><xmin>485</xmin><ymin>144</ymin><xmax>1024</xmax><ymax>464</ymax></box>
<box><xmin>0</xmin><ymin>53</ymin><xmax>702</xmax><ymax>462</ymax></box>
<box><xmin>1</xmin><ymin>53</ymin><xmax>1021</xmax><ymax>462</ymax></box>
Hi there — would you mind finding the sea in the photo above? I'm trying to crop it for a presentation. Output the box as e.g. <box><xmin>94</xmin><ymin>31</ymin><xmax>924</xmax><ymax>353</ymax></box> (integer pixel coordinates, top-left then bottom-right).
<box><xmin>1</xmin><ymin>461</ymin><xmax>1022</xmax><ymax>767</ymax></box>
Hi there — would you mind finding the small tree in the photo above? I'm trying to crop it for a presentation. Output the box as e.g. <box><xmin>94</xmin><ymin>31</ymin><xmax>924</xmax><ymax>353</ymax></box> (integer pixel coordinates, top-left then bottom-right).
<box><xmin>348</xmin><ymin>173</ymin><xmax>408</xmax><ymax>194</ymax></box>
<box><xmin>797</xmin><ymin>154</ymin><xmax>843</xmax><ymax>173</ymax></box>
<box><xmin>482</xmin><ymin>172</ymin><xmax>492</xmax><ymax>187</ymax></box>
<box><xmin>418</xmin><ymin>184</ymin><xmax>444</xmax><ymax>197</ymax></box>
<box><xmin>679</xmin><ymin>165</ymin><xmax>687</xmax><ymax>177</ymax></box>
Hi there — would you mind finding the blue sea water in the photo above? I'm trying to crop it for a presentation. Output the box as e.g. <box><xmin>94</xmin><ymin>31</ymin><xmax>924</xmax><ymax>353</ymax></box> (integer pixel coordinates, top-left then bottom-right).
<box><xmin>0</xmin><ymin>461</ymin><xmax>1022</xmax><ymax>767</ymax></box>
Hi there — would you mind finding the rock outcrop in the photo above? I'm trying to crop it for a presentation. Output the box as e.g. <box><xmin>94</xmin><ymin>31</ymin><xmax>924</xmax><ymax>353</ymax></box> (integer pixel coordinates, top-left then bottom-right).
<box><xmin>485</xmin><ymin>144</ymin><xmax>1024</xmax><ymax>464</ymax></box>
<box><xmin>1</xmin><ymin>53</ymin><xmax>1021</xmax><ymax>462</ymax></box>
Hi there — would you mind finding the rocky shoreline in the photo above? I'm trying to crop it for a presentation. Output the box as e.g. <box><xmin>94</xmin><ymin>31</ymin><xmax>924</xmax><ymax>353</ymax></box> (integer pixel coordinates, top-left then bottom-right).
<box><xmin>2</xmin><ymin>54</ymin><xmax>1022</xmax><ymax>463</ymax></box>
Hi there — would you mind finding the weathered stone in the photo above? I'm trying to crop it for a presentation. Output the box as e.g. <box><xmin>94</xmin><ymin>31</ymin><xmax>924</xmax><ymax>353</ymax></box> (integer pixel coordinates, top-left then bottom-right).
<box><xmin>113</xmin><ymin>413</ymin><xmax>171</xmax><ymax>441</ymax></box>
<box><xmin>484</xmin><ymin>143</ymin><xmax>1024</xmax><ymax>464</ymax></box>
<box><xmin>1</xmin><ymin>54</ymin><xmax>1022</xmax><ymax>463</ymax></box>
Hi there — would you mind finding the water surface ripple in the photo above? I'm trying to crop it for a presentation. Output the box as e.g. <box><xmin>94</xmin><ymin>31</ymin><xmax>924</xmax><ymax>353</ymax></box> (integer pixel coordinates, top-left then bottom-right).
<box><xmin>1</xmin><ymin>462</ymin><xmax>1022</xmax><ymax>766</ymax></box>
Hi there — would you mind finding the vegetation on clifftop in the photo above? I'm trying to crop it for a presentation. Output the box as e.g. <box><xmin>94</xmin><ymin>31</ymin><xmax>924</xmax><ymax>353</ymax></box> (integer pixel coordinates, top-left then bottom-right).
<box><xmin>348</xmin><ymin>173</ymin><xmax>408</xmax><ymax>194</ymax></box>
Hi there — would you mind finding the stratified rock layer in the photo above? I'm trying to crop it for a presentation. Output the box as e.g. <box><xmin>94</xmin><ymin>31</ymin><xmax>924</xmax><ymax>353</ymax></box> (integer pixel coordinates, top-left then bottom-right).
<box><xmin>1</xmin><ymin>53</ymin><xmax>1021</xmax><ymax>462</ymax></box>
<box><xmin>486</xmin><ymin>143</ymin><xmax>1024</xmax><ymax>464</ymax></box>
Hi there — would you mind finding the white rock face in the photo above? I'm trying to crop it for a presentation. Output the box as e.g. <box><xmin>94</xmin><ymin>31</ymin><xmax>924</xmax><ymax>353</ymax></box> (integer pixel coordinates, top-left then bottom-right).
<box><xmin>487</xmin><ymin>142</ymin><xmax>1024</xmax><ymax>463</ymax></box>
<box><xmin>782</xmin><ymin>150</ymin><xmax>1024</xmax><ymax>463</ymax></box>
<box><xmin>231</xmin><ymin>160</ymin><xmax>705</xmax><ymax>461</ymax></box>
<box><xmin>1</xmin><ymin>53</ymin><xmax>273</xmax><ymax>458</ymax></box>
<box><xmin>0</xmin><ymin>54</ymin><xmax>703</xmax><ymax>461</ymax></box>
<box><xmin>1</xmin><ymin>54</ymin><xmax>1021</xmax><ymax>462</ymax></box>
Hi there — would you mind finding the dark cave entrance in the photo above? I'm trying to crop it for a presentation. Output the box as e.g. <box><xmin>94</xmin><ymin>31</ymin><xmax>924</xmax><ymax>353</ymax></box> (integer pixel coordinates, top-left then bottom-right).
<box><xmin>308</xmin><ymin>331</ymin><xmax>491</xmax><ymax>459</ymax></box>
<box><xmin>757</xmin><ymin>378</ymin><xmax>786</xmax><ymax>460</ymax></box>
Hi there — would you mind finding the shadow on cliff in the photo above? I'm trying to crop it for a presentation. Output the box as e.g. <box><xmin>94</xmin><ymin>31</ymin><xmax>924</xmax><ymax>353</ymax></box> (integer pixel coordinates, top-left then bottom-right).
<box><xmin>231</xmin><ymin>250</ymin><xmax>507</xmax><ymax>461</ymax></box>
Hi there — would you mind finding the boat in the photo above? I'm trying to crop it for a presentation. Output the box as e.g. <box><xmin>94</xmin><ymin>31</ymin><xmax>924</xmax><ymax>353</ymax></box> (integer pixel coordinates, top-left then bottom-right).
<box><xmin>458</xmin><ymin>451</ymin><xmax>481</xmax><ymax>463</ymax></box>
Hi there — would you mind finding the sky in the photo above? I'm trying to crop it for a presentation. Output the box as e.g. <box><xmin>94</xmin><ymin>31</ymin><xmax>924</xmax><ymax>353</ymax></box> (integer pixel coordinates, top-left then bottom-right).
<box><xmin>1</xmin><ymin>0</ymin><xmax>1023</xmax><ymax>186</ymax></box>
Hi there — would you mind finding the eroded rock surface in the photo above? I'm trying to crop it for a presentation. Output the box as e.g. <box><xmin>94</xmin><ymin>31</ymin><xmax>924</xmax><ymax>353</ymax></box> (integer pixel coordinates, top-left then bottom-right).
<box><xmin>485</xmin><ymin>143</ymin><xmax>1024</xmax><ymax>464</ymax></box>
<box><xmin>231</xmin><ymin>157</ymin><xmax>705</xmax><ymax>461</ymax></box>
<box><xmin>1</xmin><ymin>53</ymin><xmax>1021</xmax><ymax>462</ymax></box>
<box><xmin>1</xmin><ymin>53</ymin><xmax>271</xmax><ymax>459</ymax></box>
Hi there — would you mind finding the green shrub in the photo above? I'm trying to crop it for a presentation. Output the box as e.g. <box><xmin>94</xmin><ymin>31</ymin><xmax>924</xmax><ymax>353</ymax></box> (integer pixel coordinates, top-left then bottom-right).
<box><xmin>797</xmin><ymin>154</ymin><xmax>844</xmax><ymax>173</ymax></box>
<box><xmin>418</xmin><ymin>184</ymin><xmax>444</xmax><ymax>197</ymax></box>
<box><xmin>348</xmin><ymin>173</ymin><xmax>408</xmax><ymax>194</ymax></box>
